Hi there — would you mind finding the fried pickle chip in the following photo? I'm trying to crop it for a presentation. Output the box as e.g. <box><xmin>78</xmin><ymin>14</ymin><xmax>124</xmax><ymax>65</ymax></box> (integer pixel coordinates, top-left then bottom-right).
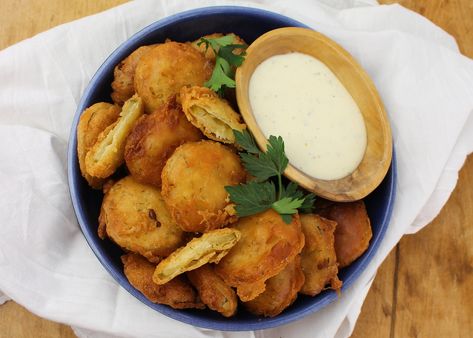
<box><xmin>111</xmin><ymin>45</ymin><xmax>157</xmax><ymax>105</ymax></box>
<box><xmin>191</xmin><ymin>33</ymin><xmax>246</xmax><ymax>61</ymax></box>
<box><xmin>85</xmin><ymin>95</ymin><xmax>144</xmax><ymax>178</ymax></box>
<box><xmin>215</xmin><ymin>210</ymin><xmax>305</xmax><ymax>302</ymax></box>
<box><xmin>153</xmin><ymin>228</ymin><xmax>241</xmax><ymax>285</ymax></box>
<box><xmin>233</xmin><ymin>280</ymin><xmax>267</xmax><ymax>303</ymax></box>
<box><xmin>187</xmin><ymin>264</ymin><xmax>238</xmax><ymax>317</ymax></box>
<box><xmin>300</xmin><ymin>214</ymin><xmax>342</xmax><ymax>296</ymax></box>
<box><xmin>161</xmin><ymin>140</ymin><xmax>246</xmax><ymax>233</ymax></box>
<box><xmin>122</xmin><ymin>253</ymin><xmax>204</xmax><ymax>309</ymax></box>
<box><xmin>124</xmin><ymin>97</ymin><xmax>203</xmax><ymax>187</ymax></box>
<box><xmin>77</xmin><ymin>102</ymin><xmax>121</xmax><ymax>188</ymax></box>
<box><xmin>179</xmin><ymin>86</ymin><xmax>246</xmax><ymax>144</ymax></box>
<box><xmin>98</xmin><ymin>176</ymin><xmax>185</xmax><ymax>263</ymax></box>
<box><xmin>134</xmin><ymin>41</ymin><xmax>213</xmax><ymax>113</ymax></box>
<box><xmin>319</xmin><ymin>201</ymin><xmax>372</xmax><ymax>268</ymax></box>
<box><xmin>244</xmin><ymin>256</ymin><xmax>304</xmax><ymax>317</ymax></box>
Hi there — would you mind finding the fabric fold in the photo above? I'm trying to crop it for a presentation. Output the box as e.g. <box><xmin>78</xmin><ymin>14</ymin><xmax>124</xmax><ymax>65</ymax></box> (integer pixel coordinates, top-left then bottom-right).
<box><xmin>1</xmin><ymin>1</ymin><xmax>473</xmax><ymax>337</ymax></box>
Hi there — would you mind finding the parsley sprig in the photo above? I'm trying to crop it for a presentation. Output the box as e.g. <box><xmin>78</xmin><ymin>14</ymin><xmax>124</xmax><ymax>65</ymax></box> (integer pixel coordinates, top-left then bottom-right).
<box><xmin>225</xmin><ymin>130</ymin><xmax>315</xmax><ymax>224</ymax></box>
<box><xmin>197</xmin><ymin>34</ymin><xmax>247</xmax><ymax>96</ymax></box>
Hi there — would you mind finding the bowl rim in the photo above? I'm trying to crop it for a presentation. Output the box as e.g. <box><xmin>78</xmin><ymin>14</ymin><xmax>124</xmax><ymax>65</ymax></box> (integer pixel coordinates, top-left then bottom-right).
<box><xmin>235</xmin><ymin>26</ymin><xmax>393</xmax><ymax>202</ymax></box>
<box><xmin>67</xmin><ymin>5</ymin><xmax>397</xmax><ymax>331</ymax></box>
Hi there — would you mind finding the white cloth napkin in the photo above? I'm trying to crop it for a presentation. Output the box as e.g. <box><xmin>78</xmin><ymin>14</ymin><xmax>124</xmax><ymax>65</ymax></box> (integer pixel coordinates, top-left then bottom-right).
<box><xmin>0</xmin><ymin>291</ymin><xmax>8</xmax><ymax>305</ymax></box>
<box><xmin>1</xmin><ymin>0</ymin><xmax>473</xmax><ymax>337</ymax></box>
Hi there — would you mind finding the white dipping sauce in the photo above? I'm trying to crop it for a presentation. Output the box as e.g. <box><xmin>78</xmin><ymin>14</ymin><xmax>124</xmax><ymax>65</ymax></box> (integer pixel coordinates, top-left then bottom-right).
<box><xmin>249</xmin><ymin>52</ymin><xmax>367</xmax><ymax>180</ymax></box>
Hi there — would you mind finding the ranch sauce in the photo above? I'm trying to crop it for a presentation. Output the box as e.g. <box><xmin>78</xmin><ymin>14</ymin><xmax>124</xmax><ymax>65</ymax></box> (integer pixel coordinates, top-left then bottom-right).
<box><xmin>249</xmin><ymin>52</ymin><xmax>367</xmax><ymax>180</ymax></box>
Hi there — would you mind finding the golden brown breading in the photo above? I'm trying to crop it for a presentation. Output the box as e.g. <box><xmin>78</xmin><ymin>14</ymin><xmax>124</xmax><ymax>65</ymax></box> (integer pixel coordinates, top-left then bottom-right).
<box><xmin>124</xmin><ymin>97</ymin><xmax>203</xmax><ymax>187</ymax></box>
<box><xmin>319</xmin><ymin>201</ymin><xmax>372</xmax><ymax>268</ymax></box>
<box><xmin>111</xmin><ymin>45</ymin><xmax>157</xmax><ymax>105</ymax></box>
<box><xmin>187</xmin><ymin>264</ymin><xmax>238</xmax><ymax>317</ymax></box>
<box><xmin>243</xmin><ymin>256</ymin><xmax>305</xmax><ymax>317</ymax></box>
<box><xmin>85</xmin><ymin>95</ymin><xmax>144</xmax><ymax>178</ymax></box>
<box><xmin>300</xmin><ymin>214</ymin><xmax>342</xmax><ymax>296</ymax></box>
<box><xmin>233</xmin><ymin>280</ymin><xmax>267</xmax><ymax>304</ymax></box>
<box><xmin>77</xmin><ymin>102</ymin><xmax>121</xmax><ymax>188</ymax></box>
<box><xmin>191</xmin><ymin>33</ymin><xmax>246</xmax><ymax>61</ymax></box>
<box><xmin>215</xmin><ymin>210</ymin><xmax>305</xmax><ymax>302</ymax></box>
<box><xmin>98</xmin><ymin>176</ymin><xmax>185</xmax><ymax>263</ymax></box>
<box><xmin>121</xmin><ymin>253</ymin><xmax>204</xmax><ymax>309</ymax></box>
<box><xmin>161</xmin><ymin>140</ymin><xmax>246</xmax><ymax>233</ymax></box>
<box><xmin>153</xmin><ymin>228</ymin><xmax>241</xmax><ymax>285</ymax></box>
<box><xmin>134</xmin><ymin>41</ymin><xmax>213</xmax><ymax>113</ymax></box>
<box><xmin>179</xmin><ymin>86</ymin><xmax>246</xmax><ymax>144</ymax></box>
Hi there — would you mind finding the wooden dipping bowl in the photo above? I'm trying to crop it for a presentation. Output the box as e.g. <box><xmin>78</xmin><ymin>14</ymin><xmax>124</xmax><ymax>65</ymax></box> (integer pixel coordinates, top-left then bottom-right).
<box><xmin>236</xmin><ymin>27</ymin><xmax>392</xmax><ymax>202</ymax></box>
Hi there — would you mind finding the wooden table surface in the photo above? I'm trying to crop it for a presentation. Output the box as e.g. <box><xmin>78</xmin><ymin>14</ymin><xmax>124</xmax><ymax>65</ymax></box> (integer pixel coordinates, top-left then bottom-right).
<box><xmin>1</xmin><ymin>1</ymin><xmax>472</xmax><ymax>337</ymax></box>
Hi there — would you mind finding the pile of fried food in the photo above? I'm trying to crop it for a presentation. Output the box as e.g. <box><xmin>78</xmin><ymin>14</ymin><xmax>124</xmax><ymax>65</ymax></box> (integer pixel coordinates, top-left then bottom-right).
<box><xmin>77</xmin><ymin>33</ymin><xmax>373</xmax><ymax>318</ymax></box>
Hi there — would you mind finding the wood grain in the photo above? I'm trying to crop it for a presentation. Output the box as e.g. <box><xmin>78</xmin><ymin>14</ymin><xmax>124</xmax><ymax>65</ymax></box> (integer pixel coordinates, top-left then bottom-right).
<box><xmin>0</xmin><ymin>3</ymin><xmax>126</xmax><ymax>337</ymax></box>
<box><xmin>236</xmin><ymin>27</ymin><xmax>392</xmax><ymax>201</ymax></box>
<box><xmin>353</xmin><ymin>0</ymin><xmax>473</xmax><ymax>337</ymax></box>
<box><xmin>0</xmin><ymin>0</ymin><xmax>127</xmax><ymax>51</ymax></box>
<box><xmin>354</xmin><ymin>156</ymin><xmax>473</xmax><ymax>338</ymax></box>
<box><xmin>0</xmin><ymin>301</ymin><xmax>75</xmax><ymax>338</ymax></box>
<box><xmin>351</xmin><ymin>248</ymin><xmax>397</xmax><ymax>337</ymax></box>
<box><xmin>394</xmin><ymin>155</ymin><xmax>473</xmax><ymax>337</ymax></box>
<box><xmin>0</xmin><ymin>1</ymin><xmax>472</xmax><ymax>338</ymax></box>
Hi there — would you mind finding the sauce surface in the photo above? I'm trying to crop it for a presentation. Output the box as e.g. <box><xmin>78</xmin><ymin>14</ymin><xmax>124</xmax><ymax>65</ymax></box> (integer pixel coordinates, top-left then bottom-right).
<box><xmin>249</xmin><ymin>52</ymin><xmax>367</xmax><ymax>180</ymax></box>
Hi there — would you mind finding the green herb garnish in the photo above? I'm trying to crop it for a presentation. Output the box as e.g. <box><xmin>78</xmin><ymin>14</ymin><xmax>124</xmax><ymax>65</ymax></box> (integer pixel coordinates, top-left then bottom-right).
<box><xmin>225</xmin><ymin>130</ymin><xmax>315</xmax><ymax>223</ymax></box>
<box><xmin>197</xmin><ymin>34</ymin><xmax>247</xmax><ymax>96</ymax></box>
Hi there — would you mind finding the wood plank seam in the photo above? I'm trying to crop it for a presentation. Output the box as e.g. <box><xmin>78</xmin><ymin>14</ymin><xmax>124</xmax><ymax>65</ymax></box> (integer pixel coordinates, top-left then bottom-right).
<box><xmin>390</xmin><ymin>244</ymin><xmax>400</xmax><ymax>338</ymax></box>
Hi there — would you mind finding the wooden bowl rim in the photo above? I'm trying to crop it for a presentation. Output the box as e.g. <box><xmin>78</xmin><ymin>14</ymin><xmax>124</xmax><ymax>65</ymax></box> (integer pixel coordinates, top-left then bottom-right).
<box><xmin>236</xmin><ymin>27</ymin><xmax>392</xmax><ymax>201</ymax></box>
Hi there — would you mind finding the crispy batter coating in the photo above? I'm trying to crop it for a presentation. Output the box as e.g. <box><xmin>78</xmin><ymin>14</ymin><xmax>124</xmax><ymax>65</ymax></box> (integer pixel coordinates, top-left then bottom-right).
<box><xmin>124</xmin><ymin>97</ymin><xmax>203</xmax><ymax>187</ymax></box>
<box><xmin>161</xmin><ymin>140</ymin><xmax>246</xmax><ymax>233</ymax></box>
<box><xmin>243</xmin><ymin>256</ymin><xmax>305</xmax><ymax>317</ymax></box>
<box><xmin>215</xmin><ymin>210</ymin><xmax>305</xmax><ymax>302</ymax></box>
<box><xmin>98</xmin><ymin>176</ymin><xmax>185</xmax><ymax>263</ymax></box>
<box><xmin>85</xmin><ymin>95</ymin><xmax>144</xmax><ymax>178</ymax></box>
<box><xmin>121</xmin><ymin>253</ymin><xmax>204</xmax><ymax>309</ymax></box>
<box><xmin>187</xmin><ymin>264</ymin><xmax>238</xmax><ymax>317</ymax></box>
<box><xmin>179</xmin><ymin>86</ymin><xmax>246</xmax><ymax>144</ymax></box>
<box><xmin>153</xmin><ymin>228</ymin><xmax>241</xmax><ymax>285</ymax></box>
<box><xmin>77</xmin><ymin>102</ymin><xmax>121</xmax><ymax>188</ymax></box>
<box><xmin>111</xmin><ymin>45</ymin><xmax>157</xmax><ymax>105</ymax></box>
<box><xmin>134</xmin><ymin>41</ymin><xmax>213</xmax><ymax>113</ymax></box>
<box><xmin>300</xmin><ymin>214</ymin><xmax>342</xmax><ymax>296</ymax></box>
<box><xmin>319</xmin><ymin>201</ymin><xmax>372</xmax><ymax>268</ymax></box>
<box><xmin>191</xmin><ymin>33</ymin><xmax>246</xmax><ymax>61</ymax></box>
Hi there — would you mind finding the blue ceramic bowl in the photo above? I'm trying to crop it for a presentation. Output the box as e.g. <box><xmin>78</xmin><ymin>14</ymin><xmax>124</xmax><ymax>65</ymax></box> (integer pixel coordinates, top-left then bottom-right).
<box><xmin>67</xmin><ymin>6</ymin><xmax>396</xmax><ymax>331</ymax></box>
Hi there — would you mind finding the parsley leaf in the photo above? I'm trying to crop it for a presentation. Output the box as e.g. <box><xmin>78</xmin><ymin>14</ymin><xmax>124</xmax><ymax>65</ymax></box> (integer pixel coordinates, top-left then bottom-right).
<box><xmin>280</xmin><ymin>181</ymin><xmax>300</xmax><ymax>199</ymax></box>
<box><xmin>299</xmin><ymin>193</ymin><xmax>316</xmax><ymax>213</ymax></box>
<box><xmin>225</xmin><ymin>181</ymin><xmax>276</xmax><ymax>217</ymax></box>
<box><xmin>198</xmin><ymin>34</ymin><xmax>235</xmax><ymax>51</ymax></box>
<box><xmin>280</xmin><ymin>214</ymin><xmax>293</xmax><ymax>224</ymax></box>
<box><xmin>272</xmin><ymin>197</ymin><xmax>304</xmax><ymax>215</ymax></box>
<box><xmin>218</xmin><ymin>44</ymin><xmax>247</xmax><ymax>67</ymax></box>
<box><xmin>204</xmin><ymin>57</ymin><xmax>235</xmax><ymax>95</ymax></box>
<box><xmin>240</xmin><ymin>152</ymin><xmax>279</xmax><ymax>182</ymax></box>
<box><xmin>227</xmin><ymin>130</ymin><xmax>316</xmax><ymax>223</ymax></box>
<box><xmin>264</xmin><ymin>135</ymin><xmax>289</xmax><ymax>175</ymax></box>
<box><xmin>199</xmin><ymin>34</ymin><xmax>247</xmax><ymax>96</ymax></box>
<box><xmin>234</xmin><ymin>129</ymin><xmax>260</xmax><ymax>154</ymax></box>
<box><xmin>236</xmin><ymin>133</ymin><xmax>288</xmax><ymax>182</ymax></box>
<box><xmin>280</xmin><ymin>182</ymin><xmax>316</xmax><ymax>214</ymax></box>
